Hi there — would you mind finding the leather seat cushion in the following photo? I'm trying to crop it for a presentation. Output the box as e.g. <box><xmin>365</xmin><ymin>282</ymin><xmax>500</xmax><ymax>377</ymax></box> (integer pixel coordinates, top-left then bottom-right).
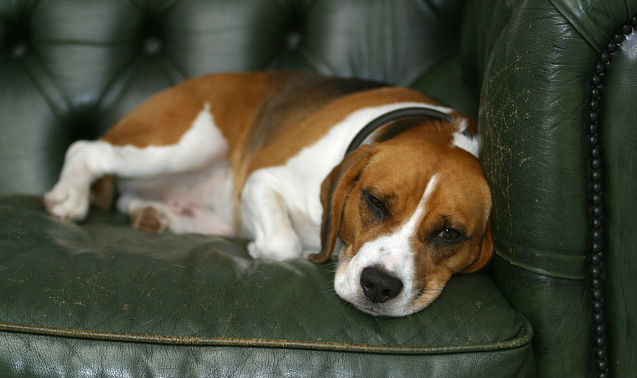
<box><xmin>0</xmin><ymin>196</ymin><xmax>534</xmax><ymax>377</ymax></box>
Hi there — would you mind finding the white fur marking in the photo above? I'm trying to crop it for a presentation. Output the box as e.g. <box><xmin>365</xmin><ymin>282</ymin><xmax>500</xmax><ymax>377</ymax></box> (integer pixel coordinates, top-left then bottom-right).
<box><xmin>334</xmin><ymin>175</ymin><xmax>439</xmax><ymax>317</ymax></box>
<box><xmin>452</xmin><ymin>120</ymin><xmax>481</xmax><ymax>157</ymax></box>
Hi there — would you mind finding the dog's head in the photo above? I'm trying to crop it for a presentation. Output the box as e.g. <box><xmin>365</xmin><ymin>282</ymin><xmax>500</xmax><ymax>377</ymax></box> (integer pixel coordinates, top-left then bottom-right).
<box><xmin>310</xmin><ymin>120</ymin><xmax>492</xmax><ymax>317</ymax></box>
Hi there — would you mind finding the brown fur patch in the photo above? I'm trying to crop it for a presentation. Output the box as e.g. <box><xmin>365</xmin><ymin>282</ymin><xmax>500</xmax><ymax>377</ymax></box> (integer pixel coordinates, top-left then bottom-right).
<box><xmin>101</xmin><ymin>72</ymin><xmax>276</xmax><ymax>150</ymax></box>
<box><xmin>90</xmin><ymin>175</ymin><xmax>115</xmax><ymax>210</ymax></box>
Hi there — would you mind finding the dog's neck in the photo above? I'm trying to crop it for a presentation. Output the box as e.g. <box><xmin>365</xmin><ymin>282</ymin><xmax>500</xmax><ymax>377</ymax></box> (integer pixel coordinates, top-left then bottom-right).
<box><xmin>344</xmin><ymin>106</ymin><xmax>453</xmax><ymax>156</ymax></box>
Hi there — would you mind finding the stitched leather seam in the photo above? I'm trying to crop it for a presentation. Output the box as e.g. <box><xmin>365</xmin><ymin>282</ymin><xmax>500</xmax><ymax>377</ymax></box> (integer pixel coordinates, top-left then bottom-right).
<box><xmin>494</xmin><ymin>240</ymin><xmax>587</xmax><ymax>280</ymax></box>
<box><xmin>0</xmin><ymin>320</ymin><xmax>533</xmax><ymax>355</ymax></box>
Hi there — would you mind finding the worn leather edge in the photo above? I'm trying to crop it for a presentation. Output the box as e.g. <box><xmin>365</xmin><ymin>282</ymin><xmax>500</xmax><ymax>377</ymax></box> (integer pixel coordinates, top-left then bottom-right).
<box><xmin>0</xmin><ymin>330</ymin><xmax>538</xmax><ymax>378</ymax></box>
<box><xmin>0</xmin><ymin>319</ymin><xmax>533</xmax><ymax>355</ymax></box>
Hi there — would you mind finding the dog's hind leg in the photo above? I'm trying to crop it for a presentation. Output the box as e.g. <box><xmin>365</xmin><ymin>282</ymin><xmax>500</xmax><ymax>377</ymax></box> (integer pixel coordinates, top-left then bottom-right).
<box><xmin>44</xmin><ymin>103</ymin><xmax>228</xmax><ymax>222</ymax></box>
<box><xmin>117</xmin><ymin>194</ymin><xmax>235</xmax><ymax>236</ymax></box>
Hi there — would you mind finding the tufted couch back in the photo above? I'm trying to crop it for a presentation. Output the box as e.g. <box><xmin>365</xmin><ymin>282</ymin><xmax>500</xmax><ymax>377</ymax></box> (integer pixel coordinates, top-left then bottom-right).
<box><xmin>0</xmin><ymin>0</ymin><xmax>473</xmax><ymax>195</ymax></box>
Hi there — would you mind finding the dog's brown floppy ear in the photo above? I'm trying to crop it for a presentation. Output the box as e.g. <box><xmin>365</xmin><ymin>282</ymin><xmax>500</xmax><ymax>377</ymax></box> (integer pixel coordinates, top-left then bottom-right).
<box><xmin>308</xmin><ymin>146</ymin><xmax>373</xmax><ymax>264</ymax></box>
<box><xmin>462</xmin><ymin>222</ymin><xmax>493</xmax><ymax>273</ymax></box>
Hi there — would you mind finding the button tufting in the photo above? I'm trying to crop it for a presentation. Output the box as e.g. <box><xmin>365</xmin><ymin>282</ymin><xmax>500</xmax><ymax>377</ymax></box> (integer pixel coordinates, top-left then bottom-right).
<box><xmin>11</xmin><ymin>42</ymin><xmax>27</xmax><ymax>58</ymax></box>
<box><xmin>284</xmin><ymin>30</ymin><xmax>302</xmax><ymax>51</ymax></box>
<box><xmin>143</xmin><ymin>36</ymin><xmax>162</xmax><ymax>55</ymax></box>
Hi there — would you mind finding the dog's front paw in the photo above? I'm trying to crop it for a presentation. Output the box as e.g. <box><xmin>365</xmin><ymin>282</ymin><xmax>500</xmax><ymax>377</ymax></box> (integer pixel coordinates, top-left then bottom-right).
<box><xmin>43</xmin><ymin>183</ymin><xmax>89</xmax><ymax>221</ymax></box>
<box><xmin>247</xmin><ymin>234</ymin><xmax>302</xmax><ymax>261</ymax></box>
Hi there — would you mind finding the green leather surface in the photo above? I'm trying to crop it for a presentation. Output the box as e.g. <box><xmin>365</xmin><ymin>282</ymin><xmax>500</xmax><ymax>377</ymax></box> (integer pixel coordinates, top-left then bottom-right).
<box><xmin>0</xmin><ymin>196</ymin><xmax>534</xmax><ymax>377</ymax></box>
<box><xmin>548</xmin><ymin>0</ymin><xmax>635</xmax><ymax>53</ymax></box>
<box><xmin>480</xmin><ymin>0</ymin><xmax>593</xmax><ymax>280</ymax></box>
<box><xmin>0</xmin><ymin>0</ymin><xmax>472</xmax><ymax>196</ymax></box>
<box><xmin>492</xmin><ymin>256</ymin><xmax>593</xmax><ymax>378</ymax></box>
<box><xmin>603</xmin><ymin>32</ymin><xmax>637</xmax><ymax>378</ymax></box>
<box><xmin>411</xmin><ymin>53</ymin><xmax>478</xmax><ymax>120</ymax></box>
<box><xmin>460</xmin><ymin>0</ymin><xmax>514</xmax><ymax>95</ymax></box>
<box><xmin>474</xmin><ymin>0</ymin><xmax>636</xmax><ymax>377</ymax></box>
<box><xmin>0</xmin><ymin>333</ymin><xmax>535</xmax><ymax>378</ymax></box>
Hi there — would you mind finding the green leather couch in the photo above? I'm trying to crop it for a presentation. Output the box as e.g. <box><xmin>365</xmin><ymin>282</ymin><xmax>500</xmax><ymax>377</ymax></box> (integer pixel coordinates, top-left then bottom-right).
<box><xmin>0</xmin><ymin>1</ymin><xmax>635</xmax><ymax>377</ymax></box>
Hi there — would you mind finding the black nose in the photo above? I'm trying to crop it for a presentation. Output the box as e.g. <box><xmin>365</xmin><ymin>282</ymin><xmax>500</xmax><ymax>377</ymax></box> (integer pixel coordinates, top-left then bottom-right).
<box><xmin>360</xmin><ymin>267</ymin><xmax>403</xmax><ymax>303</ymax></box>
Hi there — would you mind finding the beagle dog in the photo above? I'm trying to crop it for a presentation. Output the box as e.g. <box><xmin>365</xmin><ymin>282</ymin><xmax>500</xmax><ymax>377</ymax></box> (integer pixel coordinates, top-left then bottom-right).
<box><xmin>44</xmin><ymin>71</ymin><xmax>492</xmax><ymax>317</ymax></box>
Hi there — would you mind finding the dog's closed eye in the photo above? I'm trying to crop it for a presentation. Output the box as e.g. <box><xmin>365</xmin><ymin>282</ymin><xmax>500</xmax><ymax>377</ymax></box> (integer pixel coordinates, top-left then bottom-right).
<box><xmin>362</xmin><ymin>190</ymin><xmax>390</xmax><ymax>220</ymax></box>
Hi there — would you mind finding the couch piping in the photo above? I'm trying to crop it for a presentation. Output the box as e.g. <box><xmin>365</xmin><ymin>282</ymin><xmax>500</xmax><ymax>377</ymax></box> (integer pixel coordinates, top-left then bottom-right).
<box><xmin>584</xmin><ymin>13</ymin><xmax>637</xmax><ymax>378</ymax></box>
<box><xmin>0</xmin><ymin>319</ymin><xmax>533</xmax><ymax>355</ymax></box>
